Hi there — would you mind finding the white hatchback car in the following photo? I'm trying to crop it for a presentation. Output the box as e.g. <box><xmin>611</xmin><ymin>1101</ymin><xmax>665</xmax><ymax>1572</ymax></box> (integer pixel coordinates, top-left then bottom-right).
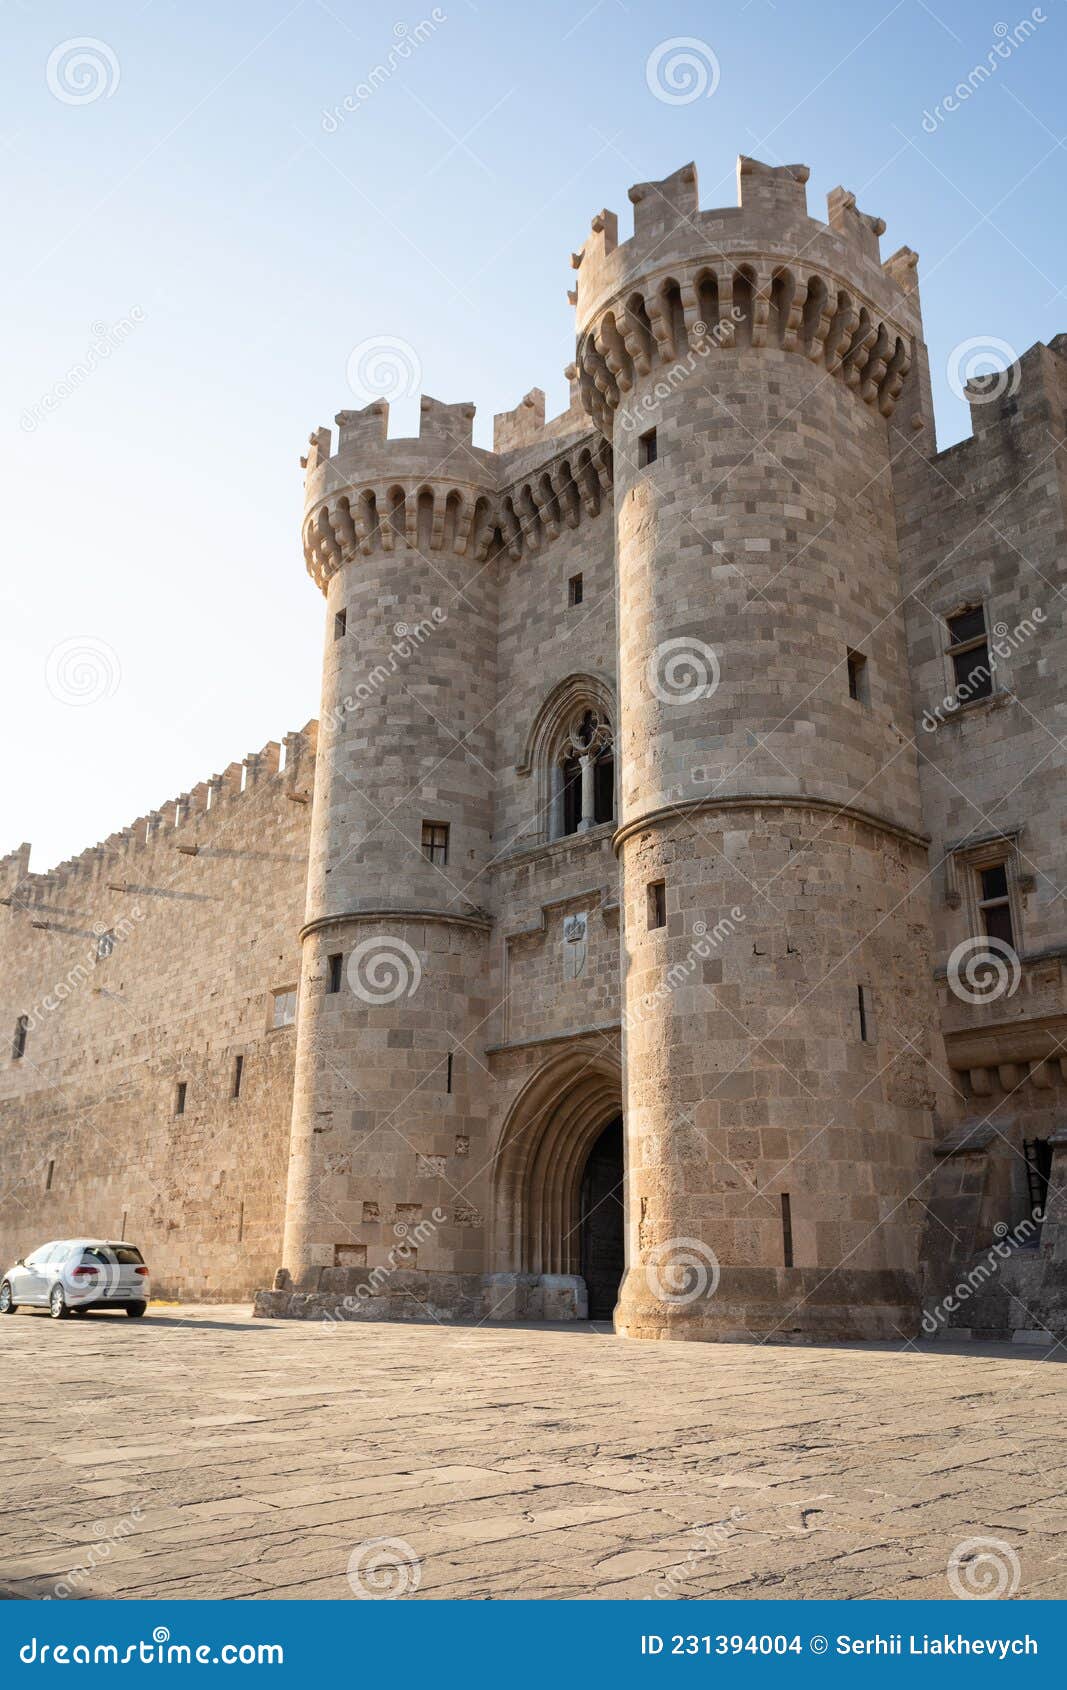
<box><xmin>0</xmin><ymin>1239</ymin><xmax>150</xmax><ymax>1319</ymax></box>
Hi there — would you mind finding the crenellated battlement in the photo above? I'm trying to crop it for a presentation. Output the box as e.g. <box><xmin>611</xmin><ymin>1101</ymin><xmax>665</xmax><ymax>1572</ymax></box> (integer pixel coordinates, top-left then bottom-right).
<box><xmin>301</xmin><ymin>394</ymin><xmax>498</xmax><ymax>589</ymax></box>
<box><xmin>571</xmin><ymin>156</ymin><xmax>913</xmax><ymax>318</ymax></box>
<box><xmin>2</xmin><ymin>722</ymin><xmax>318</xmax><ymax>906</ymax></box>
<box><xmin>302</xmin><ymin>395</ymin><xmax>491</xmax><ymax>503</ymax></box>
<box><xmin>493</xmin><ymin>389</ymin><xmax>546</xmax><ymax>454</ymax></box>
<box><xmin>301</xmin><ymin>379</ymin><xmax>611</xmax><ymax>589</ymax></box>
<box><xmin>570</xmin><ymin>155</ymin><xmax>923</xmax><ymax>434</ymax></box>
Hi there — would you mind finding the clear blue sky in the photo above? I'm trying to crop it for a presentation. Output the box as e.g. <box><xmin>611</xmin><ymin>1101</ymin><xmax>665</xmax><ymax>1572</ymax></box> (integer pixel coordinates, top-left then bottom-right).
<box><xmin>2</xmin><ymin>0</ymin><xmax>1063</xmax><ymax>870</ymax></box>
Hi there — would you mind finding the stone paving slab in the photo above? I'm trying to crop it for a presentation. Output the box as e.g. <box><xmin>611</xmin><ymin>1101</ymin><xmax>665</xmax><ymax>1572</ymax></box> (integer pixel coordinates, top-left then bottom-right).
<box><xmin>1</xmin><ymin>1305</ymin><xmax>1064</xmax><ymax>1601</ymax></box>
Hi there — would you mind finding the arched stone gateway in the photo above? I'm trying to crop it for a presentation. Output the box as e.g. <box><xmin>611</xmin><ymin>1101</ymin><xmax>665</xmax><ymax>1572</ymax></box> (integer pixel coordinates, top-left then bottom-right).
<box><xmin>489</xmin><ymin>1044</ymin><xmax>624</xmax><ymax>1323</ymax></box>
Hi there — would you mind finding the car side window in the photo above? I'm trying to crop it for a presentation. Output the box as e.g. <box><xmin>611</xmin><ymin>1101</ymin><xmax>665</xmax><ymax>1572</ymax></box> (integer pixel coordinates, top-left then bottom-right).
<box><xmin>25</xmin><ymin>1244</ymin><xmax>54</xmax><ymax>1269</ymax></box>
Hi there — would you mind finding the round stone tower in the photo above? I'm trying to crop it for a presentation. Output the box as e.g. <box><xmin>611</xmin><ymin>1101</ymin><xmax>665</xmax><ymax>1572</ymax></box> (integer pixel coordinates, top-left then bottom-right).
<box><xmin>280</xmin><ymin>396</ymin><xmax>498</xmax><ymax>1309</ymax></box>
<box><xmin>572</xmin><ymin>157</ymin><xmax>939</xmax><ymax>1340</ymax></box>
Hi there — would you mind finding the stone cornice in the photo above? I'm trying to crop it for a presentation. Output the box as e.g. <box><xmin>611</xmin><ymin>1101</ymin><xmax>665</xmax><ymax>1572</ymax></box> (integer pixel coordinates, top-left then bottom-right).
<box><xmin>299</xmin><ymin>908</ymin><xmax>492</xmax><ymax>942</ymax></box>
<box><xmin>943</xmin><ymin>1012</ymin><xmax>1067</xmax><ymax>1074</ymax></box>
<box><xmin>612</xmin><ymin>795</ymin><xmax>930</xmax><ymax>856</ymax></box>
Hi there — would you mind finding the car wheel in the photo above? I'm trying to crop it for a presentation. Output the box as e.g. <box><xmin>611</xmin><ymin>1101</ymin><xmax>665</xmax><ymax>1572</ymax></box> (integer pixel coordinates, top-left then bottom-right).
<box><xmin>0</xmin><ymin>1281</ymin><xmax>15</xmax><ymax>1314</ymax></box>
<box><xmin>49</xmin><ymin>1284</ymin><xmax>68</xmax><ymax>1320</ymax></box>
<box><xmin>126</xmin><ymin>1302</ymin><xmax>147</xmax><ymax>1319</ymax></box>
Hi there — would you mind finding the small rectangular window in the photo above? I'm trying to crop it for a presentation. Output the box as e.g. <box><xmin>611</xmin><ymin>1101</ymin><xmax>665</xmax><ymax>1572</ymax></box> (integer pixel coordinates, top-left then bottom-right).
<box><xmin>446</xmin><ymin>1051</ymin><xmax>453</xmax><ymax>1094</ymax></box>
<box><xmin>978</xmin><ymin>863</ymin><xmax>1015</xmax><ymax>948</ymax></box>
<box><xmin>638</xmin><ymin>427</ymin><xmax>658</xmax><ymax>467</ymax></box>
<box><xmin>45</xmin><ymin>1159</ymin><xmax>54</xmax><ymax>1192</ymax></box>
<box><xmin>857</xmin><ymin>984</ymin><xmax>872</xmax><ymax>1043</ymax></box>
<box><xmin>12</xmin><ymin>1015</ymin><xmax>28</xmax><ymax>1060</ymax></box>
<box><xmin>647</xmin><ymin>880</ymin><xmax>667</xmax><ymax>931</ymax></box>
<box><xmin>334</xmin><ymin>608</ymin><xmax>347</xmax><ymax>640</ymax></box>
<box><xmin>846</xmin><ymin>649</ymin><xmax>869</xmax><ymax>704</ymax></box>
<box><xmin>232</xmin><ymin>1054</ymin><xmax>244</xmax><ymax>1099</ymax></box>
<box><xmin>1023</xmin><ymin>1137</ymin><xmax>1052</xmax><ymax>1228</ymax></box>
<box><xmin>327</xmin><ymin>953</ymin><xmax>343</xmax><ymax>994</ymax></box>
<box><xmin>272</xmin><ymin>988</ymin><xmax>297</xmax><ymax>1029</ymax></box>
<box><xmin>421</xmin><ymin>821</ymin><xmax>449</xmax><ymax>865</ymax></box>
<box><xmin>175</xmin><ymin>1081</ymin><xmax>187</xmax><ymax>1116</ymax></box>
<box><xmin>96</xmin><ymin>930</ymin><xmax>115</xmax><ymax>960</ymax></box>
<box><xmin>568</xmin><ymin>573</ymin><xmax>583</xmax><ymax>607</ymax></box>
<box><xmin>781</xmin><ymin>1193</ymin><xmax>794</xmax><ymax>1268</ymax></box>
<box><xmin>946</xmin><ymin>605</ymin><xmax>993</xmax><ymax>703</ymax></box>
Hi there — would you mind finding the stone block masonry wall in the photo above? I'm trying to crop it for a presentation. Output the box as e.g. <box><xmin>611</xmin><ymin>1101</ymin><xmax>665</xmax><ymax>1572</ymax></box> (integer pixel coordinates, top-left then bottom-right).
<box><xmin>0</xmin><ymin>727</ymin><xmax>316</xmax><ymax>1299</ymax></box>
<box><xmin>896</xmin><ymin>338</ymin><xmax>1067</xmax><ymax>976</ymax></box>
<box><xmin>269</xmin><ymin>388</ymin><xmax>627</xmax><ymax>1322</ymax></box>
<box><xmin>894</xmin><ymin>337</ymin><xmax>1067</xmax><ymax>1340</ymax></box>
<box><xmin>282</xmin><ymin>398</ymin><xmax>500</xmax><ymax>1302</ymax></box>
<box><xmin>574</xmin><ymin>157</ymin><xmax>943</xmax><ymax>1340</ymax></box>
<box><xmin>491</xmin><ymin>456</ymin><xmax>616</xmax><ymax>854</ymax></box>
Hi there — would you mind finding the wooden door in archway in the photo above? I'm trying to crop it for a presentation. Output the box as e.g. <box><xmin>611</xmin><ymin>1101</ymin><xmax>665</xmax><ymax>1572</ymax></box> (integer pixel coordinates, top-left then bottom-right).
<box><xmin>578</xmin><ymin>1115</ymin><xmax>625</xmax><ymax>1319</ymax></box>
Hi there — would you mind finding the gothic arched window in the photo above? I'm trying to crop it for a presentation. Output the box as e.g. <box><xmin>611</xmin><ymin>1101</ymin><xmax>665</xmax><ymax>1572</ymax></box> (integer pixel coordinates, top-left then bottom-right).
<box><xmin>517</xmin><ymin>676</ymin><xmax>617</xmax><ymax>846</ymax></box>
<box><xmin>555</xmin><ymin>707</ymin><xmax>614</xmax><ymax>839</ymax></box>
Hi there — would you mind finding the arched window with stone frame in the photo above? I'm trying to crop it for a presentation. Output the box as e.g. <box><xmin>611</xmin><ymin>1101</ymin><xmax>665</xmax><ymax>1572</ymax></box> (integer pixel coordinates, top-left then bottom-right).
<box><xmin>517</xmin><ymin>674</ymin><xmax>617</xmax><ymax>845</ymax></box>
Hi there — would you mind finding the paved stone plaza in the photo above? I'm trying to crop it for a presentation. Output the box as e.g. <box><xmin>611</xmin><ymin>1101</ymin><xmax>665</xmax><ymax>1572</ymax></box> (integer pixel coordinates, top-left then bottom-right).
<box><xmin>2</xmin><ymin>1307</ymin><xmax>1065</xmax><ymax>1602</ymax></box>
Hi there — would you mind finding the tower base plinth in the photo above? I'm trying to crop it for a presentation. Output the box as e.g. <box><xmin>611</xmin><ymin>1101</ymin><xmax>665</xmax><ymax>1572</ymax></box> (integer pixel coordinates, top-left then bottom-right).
<box><xmin>614</xmin><ymin>1266</ymin><xmax>921</xmax><ymax>1345</ymax></box>
<box><xmin>253</xmin><ymin>1269</ymin><xmax>588</xmax><ymax>1325</ymax></box>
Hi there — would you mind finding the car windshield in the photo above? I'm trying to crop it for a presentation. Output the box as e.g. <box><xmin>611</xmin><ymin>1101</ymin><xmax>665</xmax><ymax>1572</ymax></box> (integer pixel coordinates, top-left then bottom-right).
<box><xmin>80</xmin><ymin>1245</ymin><xmax>144</xmax><ymax>1266</ymax></box>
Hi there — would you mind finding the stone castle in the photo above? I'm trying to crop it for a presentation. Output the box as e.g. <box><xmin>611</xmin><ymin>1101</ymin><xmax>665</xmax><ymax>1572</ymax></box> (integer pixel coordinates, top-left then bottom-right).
<box><xmin>3</xmin><ymin>155</ymin><xmax>1065</xmax><ymax>1343</ymax></box>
